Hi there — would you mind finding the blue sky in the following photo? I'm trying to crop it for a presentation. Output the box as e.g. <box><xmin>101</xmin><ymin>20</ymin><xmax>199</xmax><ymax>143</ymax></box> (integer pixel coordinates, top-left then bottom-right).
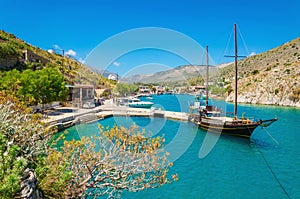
<box><xmin>1</xmin><ymin>0</ymin><xmax>299</xmax><ymax>75</ymax></box>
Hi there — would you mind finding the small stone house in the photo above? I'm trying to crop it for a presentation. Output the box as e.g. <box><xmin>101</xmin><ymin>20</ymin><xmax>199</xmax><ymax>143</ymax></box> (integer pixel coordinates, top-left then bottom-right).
<box><xmin>67</xmin><ymin>84</ymin><xmax>95</xmax><ymax>108</ymax></box>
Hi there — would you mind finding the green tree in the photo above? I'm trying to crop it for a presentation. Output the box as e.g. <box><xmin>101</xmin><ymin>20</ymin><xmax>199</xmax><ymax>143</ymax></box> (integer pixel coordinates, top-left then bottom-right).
<box><xmin>188</xmin><ymin>76</ymin><xmax>204</xmax><ymax>86</ymax></box>
<box><xmin>0</xmin><ymin>69</ymin><xmax>21</xmax><ymax>94</ymax></box>
<box><xmin>17</xmin><ymin>69</ymin><xmax>36</xmax><ymax>104</ymax></box>
<box><xmin>0</xmin><ymin>68</ymin><xmax>69</xmax><ymax>106</ymax></box>
<box><xmin>33</xmin><ymin>68</ymin><xmax>69</xmax><ymax>106</ymax></box>
<box><xmin>113</xmin><ymin>82</ymin><xmax>138</xmax><ymax>96</ymax></box>
<box><xmin>210</xmin><ymin>86</ymin><xmax>226</xmax><ymax>96</ymax></box>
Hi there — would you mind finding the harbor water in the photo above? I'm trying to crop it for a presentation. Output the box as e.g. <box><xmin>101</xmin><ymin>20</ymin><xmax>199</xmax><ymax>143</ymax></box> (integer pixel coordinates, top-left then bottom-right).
<box><xmin>62</xmin><ymin>94</ymin><xmax>300</xmax><ymax>199</ymax></box>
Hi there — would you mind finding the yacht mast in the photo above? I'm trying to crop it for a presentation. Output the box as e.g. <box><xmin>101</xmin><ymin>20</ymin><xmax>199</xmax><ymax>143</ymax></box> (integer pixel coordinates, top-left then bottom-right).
<box><xmin>206</xmin><ymin>45</ymin><xmax>209</xmax><ymax>107</ymax></box>
<box><xmin>234</xmin><ymin>23</ymin><xmax>238</xmax><ymax>118</ymax></box>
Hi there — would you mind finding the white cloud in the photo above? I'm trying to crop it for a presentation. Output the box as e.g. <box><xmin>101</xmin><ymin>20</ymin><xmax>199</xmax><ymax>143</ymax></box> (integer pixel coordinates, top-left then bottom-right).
<box><xmin>248</xmin><ymin>52</ymin><xmax>256</xmax><ymax>57</ymax></box>
<box><xmin>47</xmin><ymin>49</ymin><xmax>55</xmax><ymax>54</ymax></box>
<box><xmin>113</xmin><ymin>61</ymin><xmax>120</xmax><ymax>67</ymax></box>
<box><xmin>79</xmin><ymin>58</ymin><xmax>86</xmax><ymax>64</ymax></box>
<box><xmin>65</xmin><ymin>49</ymin><xmax>77</xmax><ymax>57</ymax></box>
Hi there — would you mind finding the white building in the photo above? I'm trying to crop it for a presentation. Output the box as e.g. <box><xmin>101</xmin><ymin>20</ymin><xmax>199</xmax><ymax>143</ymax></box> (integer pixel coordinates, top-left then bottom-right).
<box><xmin>108</xmin><ymin>74</ymin><xmax>118</xmax><ymax>81</ymax></box>
<box><xmin>139</xmin><ymin>86</ymin><xmax>151</xmax><ymax>94</ymax></box>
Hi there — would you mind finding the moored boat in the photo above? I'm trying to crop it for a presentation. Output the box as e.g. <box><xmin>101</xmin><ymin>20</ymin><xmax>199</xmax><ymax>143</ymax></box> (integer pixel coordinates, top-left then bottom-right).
<box><xmin>197</xmin><ymin>116</ymin><xmax>276</xmax><ymax>138</ymax></box>
<box><xmin>128</xmin><ymin>97</ymin><xmax>154</xmax><ymax>108</ymax></box>
<box><xmin>191</xmin><ymin>24</ymin><xmax>277</xmax><ymax>138</ymax></box>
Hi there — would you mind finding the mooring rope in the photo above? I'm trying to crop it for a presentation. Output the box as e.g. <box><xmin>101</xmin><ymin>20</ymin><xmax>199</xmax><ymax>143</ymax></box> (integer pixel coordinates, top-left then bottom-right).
<box><xmin>257</xmin><ymin>131</ymin><xmax>291</xmax><ymax>199</ymax></box>
<box><xmin>263</xmin><ymin>128</ymin><xmax>280</xmax><ymax>146</ymax></box>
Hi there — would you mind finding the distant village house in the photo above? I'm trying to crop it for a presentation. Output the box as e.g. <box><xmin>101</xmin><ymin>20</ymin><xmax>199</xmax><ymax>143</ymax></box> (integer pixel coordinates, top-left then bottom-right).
<box><xmin>139</xmin><ymin>86</ymin><xmax>151</xmax><ymax>94</ymax></box>
<box><xmin>154</xmin><ymin>86</ymin><xmax>165</xmax><ymax>95</ymax></box>
<box><xmin>189</xmin><ymin>85</ymin><xmax>205</xmax><ymax>92</ymax></box>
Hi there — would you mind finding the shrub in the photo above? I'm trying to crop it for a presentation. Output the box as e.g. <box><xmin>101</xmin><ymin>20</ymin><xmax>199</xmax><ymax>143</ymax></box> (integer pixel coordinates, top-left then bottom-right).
<box><xmin>211</xmin><ymin>86</ymin><xmax>225</xmax><ymax>96</ymax></box>
<box><xmin>289</xmin><ymin>93</ymin><xmax>300</xmax><ymax>102</ymax></box>
<box><xmin>0</xmin><ymin>43</ymin><xmax>21</xmax><ymax>58</ymax></box>
<box><xmin>251</xmin><ymin>70</ymin><xmax>259</xmax><ymax>75</ymax></box>
<box><xmin>265</xmin><ymin>67</ymin><xmax>271</xmax><ymax>71</ymax></box>
<box><xmin>0</xmin><ymin>96</ymin><xmax>51</xmax><ymax>198</ymax></box>
<box><xmin>0</xmin><ymin>97</ymin><xmax>177</xmax><ymax>198</ymax></box>
<box><xmin>225</xmin><ymin>85</ymin><xmax>233</xmax><ymax>94</ymax></box>
<box><xmin>288</xmin><ymin>86</ymin><xmax>300</xmax><ymax>102</ymax></box>
<box><xmin>101</xmin><ymin>90</ymin><xmax>109</xmax><ymax>98</ymax></box>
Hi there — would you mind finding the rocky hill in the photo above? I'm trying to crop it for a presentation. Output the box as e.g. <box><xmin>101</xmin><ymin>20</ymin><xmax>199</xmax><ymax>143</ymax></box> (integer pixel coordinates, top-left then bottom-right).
<box><xmin>218</xmin><ymin>37</ymin><xmax>300</xmax><ymax>107</ymax></box>
<box><xmin>0</xmin><ymin>30</ymin><xmax>112</xmax><ymax>87</ymax></box>
<box><xmin>122</xmin><ymin>65</ymin><xmax>217</xmax><ymax>84</ymax></box>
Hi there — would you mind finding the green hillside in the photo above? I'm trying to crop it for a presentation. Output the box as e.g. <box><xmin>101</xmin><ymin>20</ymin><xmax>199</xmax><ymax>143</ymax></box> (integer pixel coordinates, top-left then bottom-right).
<box><xmin>0</xmin><ymin>30</ymin><xmax>108</xmax><ymax>86</ymax></box>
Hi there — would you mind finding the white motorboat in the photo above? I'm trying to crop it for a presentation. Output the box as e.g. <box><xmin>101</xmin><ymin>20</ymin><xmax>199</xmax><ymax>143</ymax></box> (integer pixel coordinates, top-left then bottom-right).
<box><xmin>128</xmin><ymin>97</ymin><xmax>154</xmax><ymax>108</ymax></box>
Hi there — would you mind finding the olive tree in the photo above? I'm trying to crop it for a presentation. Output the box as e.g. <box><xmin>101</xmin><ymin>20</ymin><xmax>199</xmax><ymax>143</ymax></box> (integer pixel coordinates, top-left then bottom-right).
<box><xmin>113</xmin><ymin>82</ymin><xmax>138</xmax><ymax>96</ymax></box>
<box><xmin>0</xmin><ymin>68</ymin><xmax>69</xmax><ymax>106</ymax></box>
<box><xmin>18</xmin><ymin>68</ymin><xmax>69</xmax><ymax>106</ymax></box>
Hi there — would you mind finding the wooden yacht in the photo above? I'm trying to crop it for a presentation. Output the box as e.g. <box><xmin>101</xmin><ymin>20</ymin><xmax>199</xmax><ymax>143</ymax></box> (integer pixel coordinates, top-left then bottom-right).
<box><xmin>193</xmin><ymin>24</ymin><xmax>277</xmax><ymax>138</ymax></box>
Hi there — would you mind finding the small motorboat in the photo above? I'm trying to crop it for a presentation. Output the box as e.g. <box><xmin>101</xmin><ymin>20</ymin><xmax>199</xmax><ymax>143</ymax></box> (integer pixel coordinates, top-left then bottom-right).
<box><xmin>128</xmin><ymin>97</ymin><xmax>154</xmax><ymax>108</ymax></box>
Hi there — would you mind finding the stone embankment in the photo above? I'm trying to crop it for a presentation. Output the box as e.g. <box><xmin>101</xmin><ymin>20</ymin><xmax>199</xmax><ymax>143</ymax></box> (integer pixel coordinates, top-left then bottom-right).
<box><xmin>226</xmin><ymin>93</ymin><xmax>300</xmax><ymax>107</ymax></box>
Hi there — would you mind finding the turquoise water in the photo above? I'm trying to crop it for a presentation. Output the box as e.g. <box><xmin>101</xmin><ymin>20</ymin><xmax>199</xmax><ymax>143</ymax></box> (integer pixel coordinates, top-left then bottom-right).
<box><xmin>63</xmin><ymin>95</ymin><xmax>300</xmax><ymax>199</ymax></box>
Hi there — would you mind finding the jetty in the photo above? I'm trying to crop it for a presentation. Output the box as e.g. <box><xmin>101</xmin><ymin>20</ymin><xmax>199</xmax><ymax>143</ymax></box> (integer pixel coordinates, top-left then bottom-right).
<box><xmin>43</xmin><ymin>99</ymin><xmax>189</xmax><ymax>131</ymax></box>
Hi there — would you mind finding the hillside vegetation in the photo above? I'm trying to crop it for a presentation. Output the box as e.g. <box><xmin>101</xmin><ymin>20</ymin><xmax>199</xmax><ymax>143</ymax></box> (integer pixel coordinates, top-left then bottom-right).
<box><xmin>218</xmin><ymin>37</ymin><xmax>300</xmax><ymax>107</ymax></box>
<box><xmin>0</xmin><ymin>30</ymin><xmax>113</xmax><ymax>87</ymax></box>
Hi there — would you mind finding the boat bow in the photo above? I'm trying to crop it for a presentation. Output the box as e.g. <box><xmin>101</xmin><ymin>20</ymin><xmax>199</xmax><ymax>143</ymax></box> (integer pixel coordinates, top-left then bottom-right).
<box><xmin>259</xmin><ymin>118</ymin><xmax>278</xmax><ymax>127</ymax></box>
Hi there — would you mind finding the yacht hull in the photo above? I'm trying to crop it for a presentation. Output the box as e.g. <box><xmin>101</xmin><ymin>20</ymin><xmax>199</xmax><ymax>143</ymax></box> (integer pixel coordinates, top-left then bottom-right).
<box><xmin>198</xmin><ymin>121</ymin><xmax>260</xmax><ymax>138</ymax></box>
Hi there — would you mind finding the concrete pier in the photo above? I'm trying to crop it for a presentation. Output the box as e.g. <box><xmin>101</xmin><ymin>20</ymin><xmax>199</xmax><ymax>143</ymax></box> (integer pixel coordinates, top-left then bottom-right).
<box><xmin>43</xmin><ymin>99</ymin><xmax>189</xmax><ymax>130</ymax></box>
<box><xmin>96</xmin><ymin>108</ymin><xmax>189</xmax><ymax>121</ymax></box>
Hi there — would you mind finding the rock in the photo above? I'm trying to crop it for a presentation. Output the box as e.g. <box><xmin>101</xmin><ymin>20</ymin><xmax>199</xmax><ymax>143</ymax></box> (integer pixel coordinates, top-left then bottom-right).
<box><xmin>17</xmin><ymin>168</ymin><xmax>43</xmax><ymax>199</ymax></box>
<box><xmin>226</xmin><ymin>91</ymin><xmax>300</xmax><ymax>107</ymax></box>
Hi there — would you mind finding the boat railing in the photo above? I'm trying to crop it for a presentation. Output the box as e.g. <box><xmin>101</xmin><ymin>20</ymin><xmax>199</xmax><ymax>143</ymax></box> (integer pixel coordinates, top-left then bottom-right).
<box><xmin>260</xmin><ymin>118</ymin><xmax>278</xmax><ymax>127</ymax></box>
